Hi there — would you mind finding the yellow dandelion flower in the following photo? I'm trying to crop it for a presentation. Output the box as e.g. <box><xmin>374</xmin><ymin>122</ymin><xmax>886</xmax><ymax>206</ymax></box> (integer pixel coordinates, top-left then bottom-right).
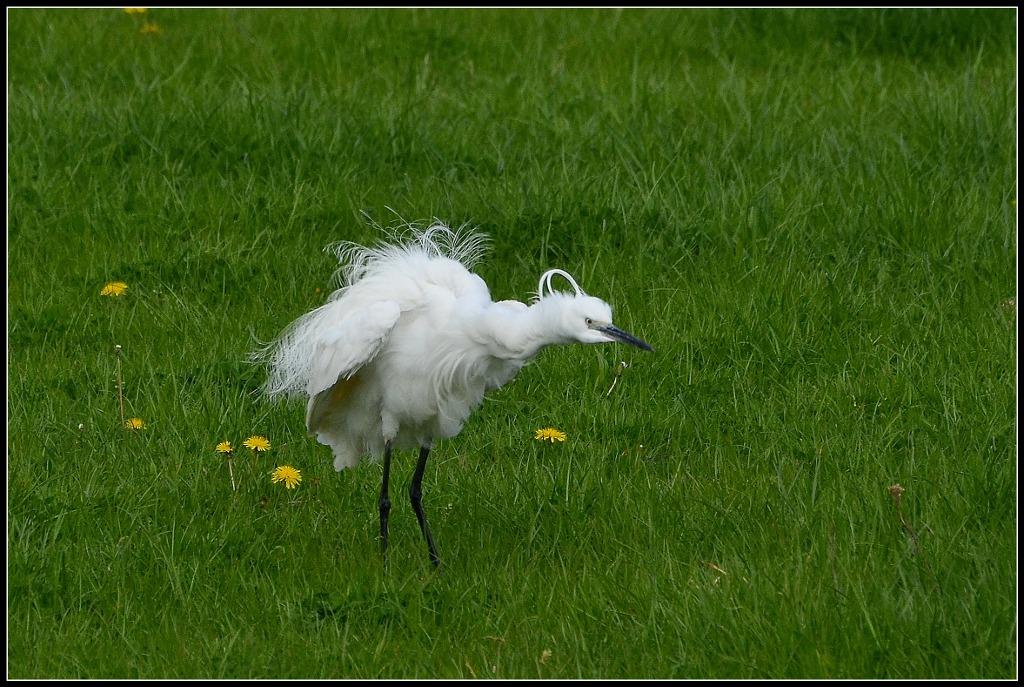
<box><xmin>100</xmin><ymin>281</ymin><xmax>128</xmax><ymax>297</ymax></box>
<box><xmin>125</xmin><ymin>417</ymin><xmax>146</xmax><ymax>430</ymax></box>
<box><xmin>243</xmin><ymin>435</ymin><xmax>271</xmax><ymax>452</ymax></box>
<box><xmin>216</xmin><ymin>440</ymin><xmax>233</xmax><ymax>454</ymax></box>
<box><xmin>271</xmin><ymin>465</ymin><xmax>302</xmax><ymax>489</ymax></box>
<box><xmin>123</xmin><ymin>8</ymin><xmax>148</xmax><ymax>14</ymax></box>
<box><xmin>534</xmin><ymin>427</ymin><xmax>567</xmax><ymax>443</ymax></box>
<box><xmin>139</xmin><ymin>22</ymin><xmax>160</xmax><ymax>34</ymax></box>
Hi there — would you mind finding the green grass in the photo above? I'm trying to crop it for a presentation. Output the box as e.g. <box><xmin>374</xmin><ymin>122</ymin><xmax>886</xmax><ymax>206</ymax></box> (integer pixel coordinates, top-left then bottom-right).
<box><xmin>7</xmin><ymin>7</ymin><xmax>1017</xmax><ymax>679</ymax></box>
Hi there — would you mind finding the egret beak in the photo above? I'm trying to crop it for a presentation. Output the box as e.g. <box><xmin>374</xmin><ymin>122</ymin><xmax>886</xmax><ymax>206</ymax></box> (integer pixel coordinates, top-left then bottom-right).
<box><xmin>599</xmin><ymin>324</ymin><xmax>654</xmax><ymax>352</ymax></box>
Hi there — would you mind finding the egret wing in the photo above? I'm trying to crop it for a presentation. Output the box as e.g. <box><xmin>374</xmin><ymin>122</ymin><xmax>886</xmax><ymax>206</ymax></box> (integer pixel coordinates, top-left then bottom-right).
<box><xmin>308</xmin><ymin>301</ymin><xmax>402</xmax><ymax>397</ymax></box>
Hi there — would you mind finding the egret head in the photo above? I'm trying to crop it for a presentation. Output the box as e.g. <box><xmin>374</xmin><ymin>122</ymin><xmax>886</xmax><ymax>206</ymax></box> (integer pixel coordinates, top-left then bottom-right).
<box><xmin>537</xmin><ymin>270</ymin><xmax>654</xmax><ymax>352</ymax></box>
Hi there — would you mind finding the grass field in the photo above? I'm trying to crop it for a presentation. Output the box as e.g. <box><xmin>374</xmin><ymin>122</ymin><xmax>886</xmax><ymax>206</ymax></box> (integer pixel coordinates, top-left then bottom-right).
<box><xmin>6</xmin><ymin>7</ymin><xmax>1017</xmax><ymax>679</ymax></box>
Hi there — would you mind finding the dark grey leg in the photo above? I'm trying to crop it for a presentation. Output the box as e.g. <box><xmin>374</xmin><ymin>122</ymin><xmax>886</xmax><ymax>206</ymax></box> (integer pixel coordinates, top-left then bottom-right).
<box><xmin>379</xmin><ymin>439</ymin><xmax>393</xmax><ymax>561</ymax></box>
<box><xmin>410</xmin><ymin>445</ymin><xmax>441</xmax><ymax>567</ymax></box>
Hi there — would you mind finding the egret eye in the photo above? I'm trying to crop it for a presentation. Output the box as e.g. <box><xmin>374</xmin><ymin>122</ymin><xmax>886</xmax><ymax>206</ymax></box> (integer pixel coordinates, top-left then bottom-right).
<box><xmin>585</xmin><ymin>318</ymin><xmax>593</xmax><ymax>327</ymax></box>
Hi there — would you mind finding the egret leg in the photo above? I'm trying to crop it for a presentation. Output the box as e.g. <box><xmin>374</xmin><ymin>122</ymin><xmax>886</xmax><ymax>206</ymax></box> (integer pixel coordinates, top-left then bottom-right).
<box><xmin>410</xmin><ymin>446</ymin><xmax>441</xmax><ymax>567</ymax></box>
<box><xmin>379</xmin><ymin>439</ymin><xmax>393</xmax><ymax>561</ymax></box>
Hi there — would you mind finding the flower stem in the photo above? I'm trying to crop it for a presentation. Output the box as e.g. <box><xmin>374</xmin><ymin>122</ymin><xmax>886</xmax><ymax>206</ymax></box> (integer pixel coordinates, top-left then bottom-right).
<box><xmin>606</xmin><ymin>361</ymin><xmax>629</xmax><ymax>396</ymax></box>
<box><xmin>115</xmin><ymin>344</ymin><xmax>125</xmax><ymax>427</ymax></box>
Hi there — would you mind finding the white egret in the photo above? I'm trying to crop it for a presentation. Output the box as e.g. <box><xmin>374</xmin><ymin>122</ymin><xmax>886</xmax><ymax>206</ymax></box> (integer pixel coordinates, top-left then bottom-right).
<box><xmin>257</xmin><ymin>222</ymin><xmax>652</xmax><ymax>566</ymax></box>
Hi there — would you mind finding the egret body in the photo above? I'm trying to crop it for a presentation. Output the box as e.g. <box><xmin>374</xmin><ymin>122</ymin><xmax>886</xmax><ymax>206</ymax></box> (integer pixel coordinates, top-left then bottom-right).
<box><xmin>259</xmin><ymin>223</ymin><xmax>652</xmax><ymax>566</ymax></box>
